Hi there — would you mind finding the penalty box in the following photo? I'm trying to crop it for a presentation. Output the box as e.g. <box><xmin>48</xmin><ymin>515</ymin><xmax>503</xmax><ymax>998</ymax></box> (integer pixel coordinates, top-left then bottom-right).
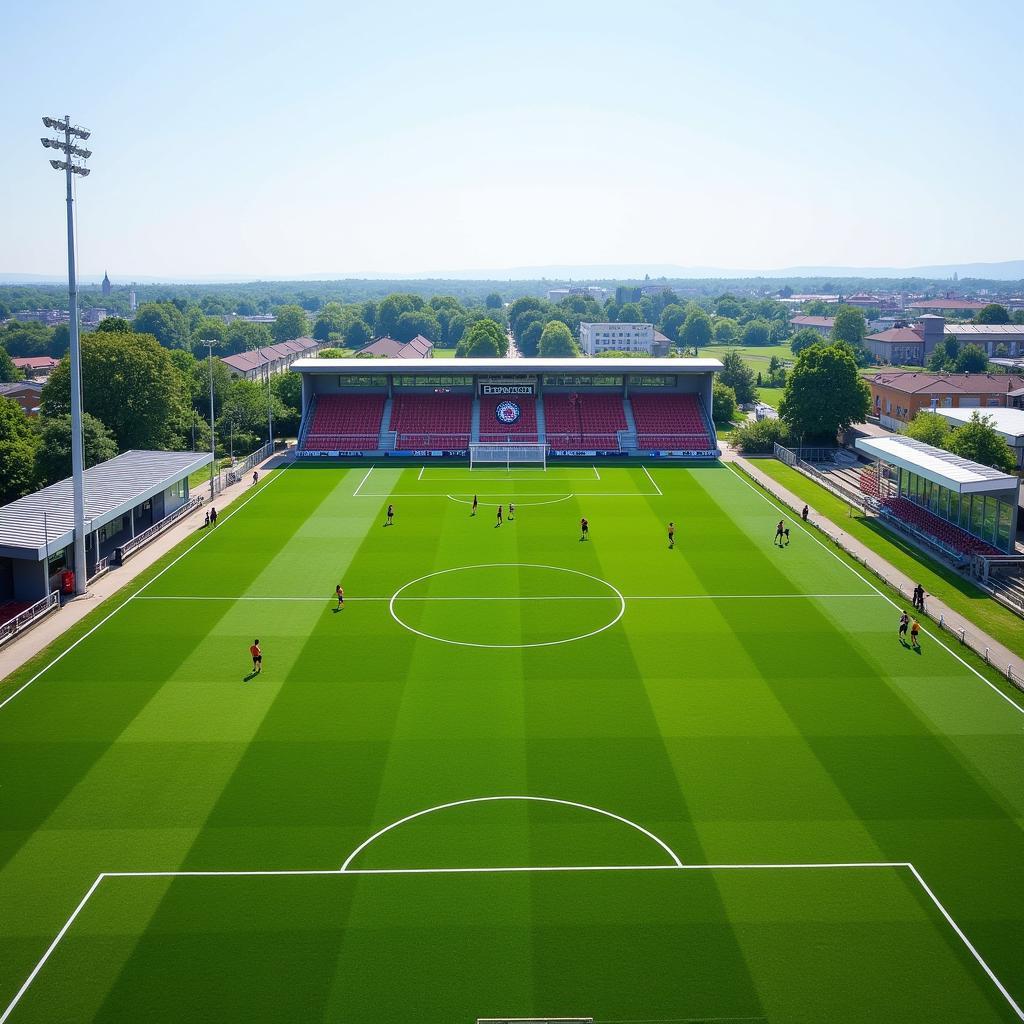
<box><xmin>6</xmin><ymin>864</ymin><xmax>1018</xmax><ymax>1023</ymax></box>
<box><xmin>354</xmin><ymin>464</ymin><xmax>664</xmax><ymax>499</ymax></box>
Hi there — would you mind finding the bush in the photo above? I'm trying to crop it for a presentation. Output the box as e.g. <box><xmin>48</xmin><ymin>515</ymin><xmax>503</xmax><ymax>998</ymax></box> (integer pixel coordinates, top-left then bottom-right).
<box><xmin>712</xmin><ymin>380</ymin><xmax>737</xmax><ymax>423</ymax></box>
<box><xmin>732</xmin><ymin>417</ymin><xmax>791</xmax><ymax>453</ymax></box>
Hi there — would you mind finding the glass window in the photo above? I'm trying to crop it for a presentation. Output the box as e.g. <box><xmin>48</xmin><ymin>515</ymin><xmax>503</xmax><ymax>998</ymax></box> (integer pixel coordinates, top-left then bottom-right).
<box><xmin>983</xmin><ymin>497</ymin><xmax>998</xmax><ymax>543</ymax></box>
<box><xmin>629</xmin><ymin>375</ymin><xmax>676</xmax><ymax>387</ymax></box>
<box><xmin>337</xmin><ymin>375</ymin><xmax>387</xmax><ymax>387</ymax></box>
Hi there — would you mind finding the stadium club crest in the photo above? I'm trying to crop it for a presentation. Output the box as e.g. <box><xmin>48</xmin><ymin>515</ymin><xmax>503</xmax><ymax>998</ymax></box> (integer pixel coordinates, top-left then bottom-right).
<box><xmin>495</xmin><ymin>400</ymin><xmax>521</xmax><ymax>425</ymax></box>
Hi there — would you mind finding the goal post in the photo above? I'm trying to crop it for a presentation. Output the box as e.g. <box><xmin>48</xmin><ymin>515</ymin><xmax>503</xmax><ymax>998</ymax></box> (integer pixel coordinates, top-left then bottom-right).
<box><xmin>469</xmin><ymin>443</ymin><xmax>548</xmax><ymax>470</ymax></box>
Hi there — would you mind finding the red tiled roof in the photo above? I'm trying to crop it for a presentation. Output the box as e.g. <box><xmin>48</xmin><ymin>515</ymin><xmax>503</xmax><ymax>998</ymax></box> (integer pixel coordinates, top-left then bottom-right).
<box><xmin>907</xmin><ymin>298</ymin><xmax>987</xmax><ymax>310</ymax></box>
<box><xmin>359</xmin><ymin>335</ymin><xmax>434</xmax><ymax>358</ymax></box>
<box><xmin>12</xmin><ymin>356</ymin><xmax>60</xmax><ymax>369</ymax></box>
<box><xmin>868</xmin><ymin>372</ymin><xmax>1024</xmax><ymax>395</ymax></box>
<box><xmin>221</xmin><ymin>337</ymin><xmax>318</xmax><ymax>373</ymax></box>
<box><xmin>866</xmin><ymin>327</ymin><xmax>924</xmax><ymax>344</ymax></box>
<box><xmin>789</xmin><ymin>315</ymin><xmax>835</xmax><ymax>328</ymax></box>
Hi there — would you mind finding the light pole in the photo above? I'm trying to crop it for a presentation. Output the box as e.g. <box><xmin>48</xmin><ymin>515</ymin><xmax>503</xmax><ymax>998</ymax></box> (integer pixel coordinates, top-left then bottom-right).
<box><xmin>41</xmin><ymin>115</ymin><xmax>91</xmax><ymax>596</ymax></box>
<box><xmin>201</xmin><ymin>340</ymin><xmax>217</xmax><ymax>499</ymax></box>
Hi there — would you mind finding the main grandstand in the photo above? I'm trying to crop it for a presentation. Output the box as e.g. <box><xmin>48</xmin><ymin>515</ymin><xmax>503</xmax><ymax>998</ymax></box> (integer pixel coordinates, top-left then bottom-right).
<box><xmin>292</xmin><ymin>357</ymin><xmax>722</xmax><ymax>458</ymax></box>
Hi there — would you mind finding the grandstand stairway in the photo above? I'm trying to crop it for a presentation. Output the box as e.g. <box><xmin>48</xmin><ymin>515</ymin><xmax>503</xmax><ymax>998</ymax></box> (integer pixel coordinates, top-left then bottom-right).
<box><xmin>378</xmin><ymin>397</ymin><xmax>396</xmax><ymax>451</ymax></box>
<box><xmin>535</xmin><ymin>395</ymin><xmax>547</xmax><ymax>443</ymax></box>
<box><xmin>620</xmin><ymin>397</ymin><xmax>638</xmax><ymax>450</ymax></box>
<box><xmin>470</xmin><ymin>398</ymin><xmax>481</xmax><ymax>445</ymax></box>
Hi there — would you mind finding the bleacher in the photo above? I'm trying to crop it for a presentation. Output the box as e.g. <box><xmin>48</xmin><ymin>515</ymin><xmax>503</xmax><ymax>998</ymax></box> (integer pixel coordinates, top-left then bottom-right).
<box><xmin>544</xmin><ymin>394</ymin><xmax>626</xmax><ymax>449</ymax></box>
<box><xmin>302</xmin><ymin>395</ymin><xmax>385</xmax><ymax>451</ymax></box>
<box><xmin>880</xmin><ymin>496</ymin><xmax>1002</xmax><ymax>558</ymax></box>
<box><xmin>478</xmin><ymin>396</ymin><xmax>539</xmax><ymax>443</ymax></box>
<box><xmin>391</xmin><ymin>393</ymin><xmax>473</xmax><ymax>449</ymax></box>
<box><xmin>631</xmin><ymin>393</ymin><xmax>714</xmax><ymax>451</ymax></box>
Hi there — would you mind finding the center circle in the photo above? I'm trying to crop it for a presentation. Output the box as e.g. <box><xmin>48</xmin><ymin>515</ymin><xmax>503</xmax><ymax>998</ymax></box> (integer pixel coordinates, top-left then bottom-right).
<box><xmin>389</xmin><ymin>563</ymin><xmax>626</xmax><ymax>649</ymax></box>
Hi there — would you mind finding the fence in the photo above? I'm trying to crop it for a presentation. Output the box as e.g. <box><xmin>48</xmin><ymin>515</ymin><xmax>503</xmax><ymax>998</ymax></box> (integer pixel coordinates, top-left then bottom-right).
<box><xmin>115</xmin><ymin>496</ymin><xmax>203</xmax><ymax>564</ymax></box>
<box><xmin>736</xmin><ymin>462</ymin><xmax>1023</xmax><ymax>693</ymax></box>
<box><xmin>773</xmin><ymin>444</ymin><xmax>872</xmax><ymax>510</ymax></box>
<box><xmin>0</xmin><ymin>592</ymin><xmax>60</xmax><ymax>648</ymax></box>
<box><xmin>225</xmin><ymin>442</ymin><xmax>273</xmax><ymax>485</ymax></box>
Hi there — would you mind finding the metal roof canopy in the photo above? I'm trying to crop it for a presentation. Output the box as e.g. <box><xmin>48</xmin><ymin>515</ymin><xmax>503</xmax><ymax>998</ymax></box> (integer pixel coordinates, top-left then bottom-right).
<box><xmin>293</xmin><ymin>356</ymin><xmax>723</xmax><ymax>375</ymax></box>
<box><xmin>854</xmin><ymin>436</ymin><xmax>1018</xmax><ymax>495</ymax></box>
<box><xmin>0</xmin><ymin>450</ymin><xmax>212</xmax><ymax>560</ymax></box>
<box><xmin>932</xmin><ymin>407</ymin><xmax>1024</xmax><ymax>447</ymax></box>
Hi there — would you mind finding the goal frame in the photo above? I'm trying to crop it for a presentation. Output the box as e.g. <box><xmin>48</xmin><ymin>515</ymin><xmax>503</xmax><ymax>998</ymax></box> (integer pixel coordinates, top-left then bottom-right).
<box><xmin>469</xmin><ymin>442</ymin><xmax>548</xmax><ymax>470</ymax></box>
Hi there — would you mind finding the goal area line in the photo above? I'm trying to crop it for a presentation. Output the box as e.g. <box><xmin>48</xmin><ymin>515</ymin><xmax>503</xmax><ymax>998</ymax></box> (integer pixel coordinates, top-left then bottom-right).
<box><xmin>4</xmin><ymin>860</ymin><xmax>1020</xmax><ymax>1024</ymax></box>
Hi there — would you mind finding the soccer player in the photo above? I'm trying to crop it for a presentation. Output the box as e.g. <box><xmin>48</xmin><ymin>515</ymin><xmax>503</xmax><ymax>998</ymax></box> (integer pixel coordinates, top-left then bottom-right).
<box><xmin>668</xmin><ymin>521</ymin><xmax>675</xmax><ymax>549</ymax></box>
<box><xmin>204</xmin><ymin>510</ymin><xmax>210</xmax><ymax>528</ymax></box>
<box><xmin>385</xmin><ymin>503</ymin><xmax>394</xmax><ymax>526</ymax></box>
<box><xmin>580</xmin><ymin>516</ymin><xmax>589</xmax><ymax>541</ymax></box>
<box><xmin>496</xmin><ymin>505</ymin><xmax>503</xmax><ymax>527</ymax></box>
<box><xmin>801</xmin><ymin>505</ymin><xmax>809</xmax><ymax>522</ymax></box>
<box><xmin>910</xmin><ymin>617</ymin><xmax>921</xmax><ymax>649</ymax></box>
<box><xmin>898</xmin><ymin>610</ymin><xmax>909</xmax><ymax>644</ymax></box>
<box><xmin>210</xmin><ymin>506</ymin><xmax>218</xmax><ymax>526</ymax></box>
<box><xmin>335</xmin><ymin>584</ymin><xmax>344</xmax><ymax>611</ymax></box>
<box><xmin>471</xmin><ymin>494</ymin><xmax>478</xmax><ymax>517</ymax></box>
<box><xmin>508</xmin><ymin>502</ymin><xmax>515</xmax><ymax>521</ymax></box>
<box><xmin>774</xmin><ymin>520</ymin><xmax>785</xmax><ymax>546</ymax></box>
<box><xmin>252</xmin><ymin>471</ymin><xmax>259</xmax><ymax>487</ymax></box>
<box><xmin>249</xmin><ymin>639</ymin><xmax>262</xmax><ymax>675</ymax></box>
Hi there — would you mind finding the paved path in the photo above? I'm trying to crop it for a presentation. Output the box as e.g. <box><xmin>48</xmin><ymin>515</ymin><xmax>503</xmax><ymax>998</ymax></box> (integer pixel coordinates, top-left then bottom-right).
<box><xmin>0</xmin><ymin>450</ymin><xmax>288</xmax><ymax>684</ymax></box>
<box><xmin>725</xmin><ymin>448</ymin><xmax>1023</xmax><ymax>691</ymax></box>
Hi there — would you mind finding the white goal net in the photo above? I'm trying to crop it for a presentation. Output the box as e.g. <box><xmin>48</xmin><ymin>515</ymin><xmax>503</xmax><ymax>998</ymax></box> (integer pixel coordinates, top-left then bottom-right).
<box><xmin>469</xmin><ymin>443</ymin><xmax>548</xmax><ymax>470</ymax></box>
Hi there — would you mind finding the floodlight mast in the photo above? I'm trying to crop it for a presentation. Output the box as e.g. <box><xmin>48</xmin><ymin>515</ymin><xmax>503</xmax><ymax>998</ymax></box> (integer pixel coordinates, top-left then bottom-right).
<box><xmin>41</xmin><ymin>114</ymin><xmax>90</xmax><ymax>596</ymax></box>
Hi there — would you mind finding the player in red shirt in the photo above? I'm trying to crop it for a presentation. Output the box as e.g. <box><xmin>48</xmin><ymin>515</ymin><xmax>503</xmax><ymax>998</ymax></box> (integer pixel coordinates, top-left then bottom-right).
<box><xmin>249</xmin><ymin>640</ymin><xmax>262</xmax><ymax>674</ymax></box>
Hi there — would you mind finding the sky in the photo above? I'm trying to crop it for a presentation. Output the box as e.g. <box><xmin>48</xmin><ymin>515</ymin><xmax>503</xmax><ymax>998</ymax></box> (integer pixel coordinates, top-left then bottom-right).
<box><xmin>2</xmin><ymin>0</ymin><xmax>1022</xmax><ymax>280</ymax></box>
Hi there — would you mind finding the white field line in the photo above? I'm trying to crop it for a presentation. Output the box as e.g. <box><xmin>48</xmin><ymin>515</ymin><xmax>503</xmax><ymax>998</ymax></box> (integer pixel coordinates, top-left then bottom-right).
<box><xmin>727</xmin><ymin>464</ymin><xmax>1024</xmax><ymax>717</ymax></box>
<box><xmin>593</xmin><ymin>465</ymin><xmax>601</xmax><ymax>480</ymax></box>
<box><xmin>134</xmin><ymin>593</ymin><xmax>884</xmax><ymax>603</ymax></box>
<box><xmin>906</xmin><ymin>863</ymin><xmax>1024</xmax><ymax>1021</ymax></box>
<box><xmin>5</xmin><ymin>860</ymin><xmax>1021</xmax><ymax>1024</ymax></box>
<box><xmin>359</xmin><ymin>491</ymin><xmax>659</xmax><ymax>498</ymax></box>
<box><xmin>352</xmin><ymin>464</ymin><xmax>375</xmax><ymax>496</ymax></box>
<box><xmin>0</xmin><ymin>466</ymin><xmax>290</xmax><ymax>714</ymax></box>
<box><xmin>417</xmin><ymin>465</ymin><xmax>424</xmax><ymax>481</ymax></box>
<box><xmin>642</xmin><ymin>465</ymin><xmax>663</xmax><ymax>496</ymax></box>
<box><xmin>339</xmin><ymin>796</ymin><xmax>684</xmax><ymax>870</ymax></box>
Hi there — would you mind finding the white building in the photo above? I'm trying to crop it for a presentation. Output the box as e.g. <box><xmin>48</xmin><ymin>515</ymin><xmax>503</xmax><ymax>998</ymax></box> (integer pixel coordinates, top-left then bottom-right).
<box><xmin>580</xmin><ymin>322</ymin><xmax>655</xmax><ymax>356</ymax></box>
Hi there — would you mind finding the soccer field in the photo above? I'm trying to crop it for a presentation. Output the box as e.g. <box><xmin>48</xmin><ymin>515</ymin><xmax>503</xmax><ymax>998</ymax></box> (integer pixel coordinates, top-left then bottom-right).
<box><xmin>1</xmin><ymin>462</ymin><xmax>1022</xmax><ymax>1023</ymax></box>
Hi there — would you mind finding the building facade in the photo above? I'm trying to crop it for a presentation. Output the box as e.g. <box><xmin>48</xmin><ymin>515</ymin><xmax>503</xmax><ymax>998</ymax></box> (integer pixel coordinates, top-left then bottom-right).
<box><xmin>579</xmin><ymin>322</ymin><xmax>655</xmax><ymax>356</ymax></box>
<box><xmin>221</xmin><ymin>337</ymin><xmax>320</xmax><ymax>379</ymax></box>
<box><xmin>868</xmin><ymin>371</ymin><xmax>1024</xmax><ymax>430</ymax></box>
<box><xmin>789</xmin><ymin>315</ymin><xmax>834</xmax><ymax>338</ymax></box>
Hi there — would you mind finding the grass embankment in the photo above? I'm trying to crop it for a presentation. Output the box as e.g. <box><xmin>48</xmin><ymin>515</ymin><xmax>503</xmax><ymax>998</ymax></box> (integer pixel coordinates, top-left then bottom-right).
<box><xmin>749</xmin><ymin>458</ymin><xmax>1023</xmax><ymax>653</ymax></box>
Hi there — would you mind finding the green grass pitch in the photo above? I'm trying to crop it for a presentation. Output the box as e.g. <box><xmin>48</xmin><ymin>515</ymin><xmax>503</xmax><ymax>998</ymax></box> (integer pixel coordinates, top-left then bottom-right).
<box><xmin>1</xmin><ymin>462</ymin><xmax>1022</xmax><ymax>1023</ymax></box>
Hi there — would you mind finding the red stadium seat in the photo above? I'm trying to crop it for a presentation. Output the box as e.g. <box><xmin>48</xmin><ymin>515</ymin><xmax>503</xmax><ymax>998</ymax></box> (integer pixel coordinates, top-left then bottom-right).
<box><xmin>631</xmin><ymin>393</ymin><xmax>713</xmax><ymax>451</ymax></box>
<box><xmin>880</xmin><ymin>496</ymin><xmax>1001</xmax><ymax>557</ymax></box>
<box><xmin>391</xmin><ymin>393</ymin><xmax>473</xmax><ymax>449</ymax></box>
<box><xmin>543</xmin><ymin>394</ymin><xmax>626</xmax><ymax>449</ymax></box>
<box><xmin>302</xmin><ymin>395</ymin><xmax>385</xmax><ymax>451</ymax></box>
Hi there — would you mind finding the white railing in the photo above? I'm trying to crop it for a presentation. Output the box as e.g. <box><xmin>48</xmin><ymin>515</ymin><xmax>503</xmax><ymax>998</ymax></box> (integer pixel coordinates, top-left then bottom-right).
<box><xmin>116</xmin><ymin>496</ymin><xmax>203</xmax><ymax>564</ymax></box>
<box><xmin>226</xmin><ymin>442</ymin><xmax>272</xmax><ymax>485</ymax></box>
<box><xmin>0</xmin><ymin>592</ymin><xmax>60</xmax><ymax>647</ymax></box>
<box><xmin>89</xmin><ymin>557</ymin><xmax>110</xmax><ymax>580</ymax></box>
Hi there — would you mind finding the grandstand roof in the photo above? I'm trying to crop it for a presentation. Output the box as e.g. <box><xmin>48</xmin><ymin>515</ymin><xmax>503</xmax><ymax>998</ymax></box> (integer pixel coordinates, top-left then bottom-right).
<box><xmin>0</xmin><ymin>450</ymin><xmax>211</xmax><ymax>560</ymax></box>
<box><xmin>854</xmin><ymin>436</ymin><xmax>1018</xmax><ymax>494</ymax></box>
<box><xmin>293</xmin><ymin>357</ymin><xmax>723</xmax><ymax>375</ymax></box>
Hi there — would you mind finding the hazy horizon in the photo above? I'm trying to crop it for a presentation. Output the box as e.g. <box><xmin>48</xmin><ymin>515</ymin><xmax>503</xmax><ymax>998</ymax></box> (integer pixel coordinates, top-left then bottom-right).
<box><xmin>3</xmin><ymin>0</ymin><xmax>1023</xmax><ymax>280</ymax></box>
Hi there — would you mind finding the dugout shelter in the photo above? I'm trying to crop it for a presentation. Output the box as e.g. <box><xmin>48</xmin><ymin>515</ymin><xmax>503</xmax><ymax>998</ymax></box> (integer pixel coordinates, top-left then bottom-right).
<box><xmin>293</xmin><ymin>356</ymin><xmax>722</xmax><ymax>460</ymax></box>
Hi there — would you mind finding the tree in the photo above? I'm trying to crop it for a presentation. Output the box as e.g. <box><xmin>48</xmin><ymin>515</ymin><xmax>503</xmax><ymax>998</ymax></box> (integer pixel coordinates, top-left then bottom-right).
<box><xmin>271</xmin><ymin>371</ymin><xmax>303</xmax><ymax>436</ymax></box>
<box><xmin>42</xmin><ymin>332</ymin><xmax>184</xmax><ymax>450</ymax></box>
<box><xmin>508</xmin><ymin>297</ymin><xmax>545</xmax><ymax>341</ymax></box>
<box><xmin>927</xmin><ymin>335</ymin><xmax>959</xmax><ymax>372</ymax></box>
<box><xmin>485</xmin><ymin>292</ymin><xmax>503</xmax><ymax>309</ymax></box>
<box><xmin>804</xmin><ymin>299</ymin><xmax>832</xmax><ymax>316</ymax></box>
<box><xmin>974</xmin><ymin>303</ymin><xmax>1010</xmax><ymax>325</ymax></box>
<box><xmin>456</xmin><ymin>318</ymin><xmax>506</xmax><ymax>358</ymax></box>
<box><xmin>740</xmin><ymin>319</ymin><xmax>771</xmax><ymax>346</ymax></box>
<box><xmin>732</xmin><ymin>416</ymin><xmax>791</xmax><ymax>453</ymax></box>
<box><xmin>94</xmin><ymin>316</ymin><xmax>133</xmax><ymax>334</ymax></box>
<box><xmin>681</xmin><ymin>309</ymin><xmax>712</xmax><ymax>349</ymax></box>
<box><xmin>271</xmin><ymin>305</ymin><xmax>309</xmax><ymax>343</ymax></box>
<box><xmin>133</xmin><ymin>302</ymin><xmax>190</xmax><ymax>348</ymax></box>
<box><xmin>375</xmin><ymin>293</ymin><xmax>422</xmax><ymax>338</ymax></box>
<box><xmin>658</xmin><ymin>304</ymin><xmax>687</xmax><ymax>342</ymax></box>
<box><xmin>719</xmin><ymin>350</ymin><xmax>758</xmax><ymax>405</ymax></box>
<box><xmin>1012</xmin><ymin>310</ymin><xmax>1024</xmax><ymax>326</ymax></box>
<box><xmin>831</xmin><ymin>306</ymin><xmax>866</xmax><ymax>348</ymax></box>
<box><xmin>224</xmin><ymin>320</ymin><xmax>273</xmax><ymax>355</ymax></box>
<box><xmin>0</xmin><ymin>347</ymin><xmax>23</xmax><ymax>383</ymax></box>
<box><xmin>947</xmin><ymin>412</ymin><xmax>1016</xmax><ymax>472</ymax></box>
<box><xmin>343</xmin><ymin>318</ymin><xmax>373</xmax><ymax>349</ymax></box>
<box><xmin>519</xmin><ymin>319</ymin><xmax>545</xmax><ymax>358</ymax></box>
<box><xmin>790</xmin><ymin>327</ymin><xmax>822</xmax><ymax>355</ymax></box>
<box><xmin>538</xmin><ymin>320</ymin><xmax>580</xmax><ymax>357</ymax></box>
<box><xmin>715</xmin><ymin>295</ymin><xmax>743</xmax><ymax>319</ymax></box>
<box><xmin>778</xmin><ymin>343</ymin><xmax>871</xmax><ymax>441</ymax></box>
<box><xmin>712</xmin><ymin>380</ymin><xmax>737</xmax><ymax>423</ymax></box>
<box><xmin>35</xmin><ymin>413</ymin><xmax>118</xmax><ymax>485</ymax></box>
<box><xmin>394</xmin><ymin>308</ymin><xmax>440</xmax><ymax>343</ymax></box>
<box><xmin>0</xmin><ymin>397</ymin><xmax>39</xmax><ymax>504</ymax></box>
<box><xmin>313</xmin><ymin>303</ymin><xmax>347</xmax><ymax>341</ymax></box>
<box><xmin>617</xmin><ymin>302</ymin><xmax>644</xmax><ymax>323</ymax></box>
<box><xmin>905</xmin><ymin>412</ymin><xmax>951</xmax><ymax>447</ymax></box>
<box><xmin>953</xmin><ymin>343</ymin><xmax>988</xmax><ymax>373</ymax></box>
<box><xmin>220</xmin><ymin>378</ymin><xmax>287</xmax><ymax>444</ymax></box>
<box><xmin>713</xmin><ymin>318</ymin><xmax>739</xmax><ymax>345</ymax></box>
